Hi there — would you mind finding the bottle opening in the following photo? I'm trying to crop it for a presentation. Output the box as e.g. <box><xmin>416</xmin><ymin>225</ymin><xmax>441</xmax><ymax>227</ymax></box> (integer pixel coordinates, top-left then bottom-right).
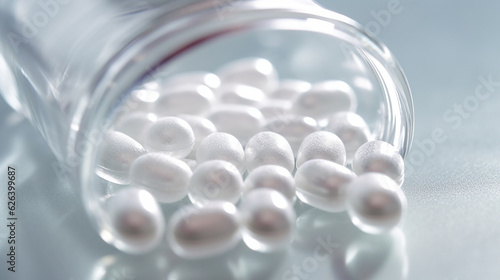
<box><xmin>77</xmin><ymin>2</ymin><xmax>413</xmax><ymax>254</ymax></box>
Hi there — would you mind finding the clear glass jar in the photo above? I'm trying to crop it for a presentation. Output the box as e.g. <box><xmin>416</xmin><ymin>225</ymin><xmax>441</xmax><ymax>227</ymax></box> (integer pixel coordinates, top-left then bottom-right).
<box><xmin>0</xmin><ymin>0</ymin><xmax>414</xmax><ymax>253</ymax></box>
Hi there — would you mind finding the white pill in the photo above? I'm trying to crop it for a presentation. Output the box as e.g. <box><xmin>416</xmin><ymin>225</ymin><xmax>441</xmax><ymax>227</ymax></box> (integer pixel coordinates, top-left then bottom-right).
<box><xmin>270</xmin><ymin>80</ymin><xmax>311</xmax><ymax>100</ymax></box>
<box><xmin>291</xmin><ymin>80</ymin><xmax>357</xmax><ymax>120</ymax></box>
<box><xmin>346</xmin><ymin>173</ymin><xmax>407</xmax><ymax>234</ymax></box>
<box><xmin>129</xmin><ymin>153</ymin><xmax>192</xmax><ymax>203</ymax></box>
<box><xmin>217</xmin><ymin>58</ymin><xmax>278</xmax><ymax>93</ymax></box>
<box><xmin>125</xmin><ymin>87</ymin><xmax>160</xmax><ymax>113</ymax></box>
<box><xmin>114</xmin><ymin>112</ymin><xmax>156</xmax><ymax>145</ymax></box>
<box><xmin>141</xmin><ymin>80</ymin><xmax>161</xmax><ymax>90</ymax></box>
<box><xmin>294</xmin><ymin>159</ymin><xmax>355</xmax><ymax>213</ymax></box>
<box><xmin>264</xmin><ymin>115</ymin><xmax>319</xmax><ymax>155</ymax></box>
<box><xmin>106</xmin><ymin>187</ymin><xmax>165</xmax><ymax>254</ymax></box>
<box><xmin>217</xmin><ymin>84</ymin><xmax>266</xmax><ymax>106</ymax></box>
<box><xmin>178</xmin><ymin>115</ymin><xmax>217</xmax><ymax>159</ymax></box>
<box><xmin>96</xmin><ymin>131</ymin><xmax>147</xmax><ymax>185</ymax></box>
<box><xmin>196</xmin><ymin>132</ymin><xmax>246</xmax><ymax>173</ymax></box>
<box><xmin>154</xmin><ymin>84</ymin><xmax>214</xmax><ymax>116</ymax></box>
<box><xmin>168</xmin><ymin>202</ymin><xmax>241</xmax><ymax>259</ymax></box>
<box><xmin>296</xmin><ymin>131</ymin><xmax>346</xmax><ymax>168</ymax></box>
<box><xmin>188</xmin><ymin>160</ymin><xmax>243</xmax><ymax>206</ymax></box>
<box><xmin>207</xmin><ymin>105</ymin><xmax>264</xmax><ymax>145</ymax></box>
<box><xmin>258</xmin><ymin>99</ymin><xmax>291</xmax><ymax>121</ymax></box>
<box><xmin>244</xmin><ymin>165</ymin><xmax>295</xmax><ymax>202</ymax></box>
<box><xmin>325</xmin><ymin>112</ymin><xmax>371</xmax><ymax>162</ymax></box>
<box><xmin>144</xmin><ymin>117</ymin><xmax>195</xmax><ymax>158</ymax></box>
<box><xmin>240</xmin><ymin>189</ymin><xmax>295</xmax><ymax>252</ymax></box>
<box><xmin>244</xmin><ymin>132</ymin><xmax>294</xmax><ymax>173</ymax></box>
<box><xmin>162</xmin><ymin>71</ymin><xmax>221</xmax><ymax>89</ymax></box>
<box><xmin>352</xmin><ymin>140</ymin><xmax>404</xmax><ymax>185</ymax></box>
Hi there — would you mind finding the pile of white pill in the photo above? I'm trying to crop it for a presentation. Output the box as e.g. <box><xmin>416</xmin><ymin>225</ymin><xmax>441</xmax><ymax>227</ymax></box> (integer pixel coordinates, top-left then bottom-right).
<box><xmin>95</xmin><ymin>57</ymin><xmax>408</xmax><ymax>257</ymax></box>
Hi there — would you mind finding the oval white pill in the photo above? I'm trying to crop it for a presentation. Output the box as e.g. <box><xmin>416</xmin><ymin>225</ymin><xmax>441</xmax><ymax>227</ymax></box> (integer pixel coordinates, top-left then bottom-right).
<box><xmin>352</xmin><ymin>140</ymin><xmax>404</xmax><ymax>185</ymax></box>
<box><xmin>296</xmin><ymin>131</ymin><xmax>346</xmax><ymax>168</ymax></box>
<box><xmin>207</xmin><ymin>105</ymin><xmax>264</xmax><ymax>145</ymax></box>
<box><xmin>178</xmin><ymin>115</ymin><xmax>217</xmax><ymax>159</ymax></box>
<box><xmin>294</xmin><ymin>159</ymin><xmax>355</xmax><ymax>213</ymax></box>
<box><xmin>196</xmin><ymin>132</ymin><xmax>246</xmax><ymax>173</ymax></box>
<box><xmin>129</xmin><ymin>153</ymin><xmax>192</xmax><ymax>203</ymax></box>
<box><xmin>106</xmin><ymin>187</ymin><xmax>165</xmax><ymax>254</ymax></box>
<box><xmin>258</xmin><ymin>99</ymin><xmax>291</xmax><ymax>121</ymax></box>
<box><xmin>244</xmin><ymin>165</ymin><xmax>296</xmax><ymax>202</ymax></box>
<box><xmin>188</xmin><ymin>160</ymin><xmax>243</xmax><ymax>206</ymax></box>
<box><xmin>217</xmin><ymin>84</ymin><xmax>266</xmax><ymax>106</ymax></box>
<box><xmin>155</xmin><ymin>84</ymin><xmax>214</xmax><ymax>116</ymax></box>
<box><xmin>124</xmin><ymin>87</ymin><xmax>159</xmax><ymax>114</ymax></box>
<box><xmin>270</xmin><ymin>80</ymin><xmax>311</xmax><ymax>100</ymax></box>
<box><xmin>217</xmin><ymin>57</ymin><xmax>278</xmax><ymax>93</ymax></box>
<box><xmin>96</xmin><ymin>131</ymin><xmax>147</xmax><ymax>185</ymax></box>
<box><xmin>162</xmin><ymin>71</ymin><xmax>221</xmax><ymax>89</ymax></box>
<box><xmin>325</xmin><ymin>112</ymin><xmax>371</xmax><ymax>162</ymax></box>
<box><xmin>240</xmin><ymin>189</ymin><xmax>295</xmax><ymax>252</ymax></box>
<box><xmin>168</xmin><ymin>202</ymin><xmax>241</xmax><ymax>259</ymax></box>
<box><xmin>244</xmin><ymin>132</ymin><xmax>294</xmax><ymax>173</ymax></box>
<box><xmin>144</xmin><ymin>117</ymin><xmax>195</xmax><ymax>158</ymax></box>
<box><xmin>263</xmin><ymin>115</ymin><xmax>319</xmax><ymax>155</ymax></box>
<box><xmin>346</xmin><ymin>173</ymin><xmax>407</xmax><ymax>234</ymax></box>
<box><xmin>114</xmin><ymin>112</ymin><xmax>156</xmax><ymax>145</ymax></box>
<box><xmin>291</xmin><ymin>80</ymin><xmax>357</xmax><ymax>120</ymax></box>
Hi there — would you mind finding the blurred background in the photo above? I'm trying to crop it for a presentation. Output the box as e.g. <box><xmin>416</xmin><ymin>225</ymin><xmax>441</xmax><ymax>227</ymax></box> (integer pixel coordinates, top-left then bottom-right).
<box><xmin>1</xmin><ymin>0</ymin><xmax>500</xmax><ymax>279</ymax></box>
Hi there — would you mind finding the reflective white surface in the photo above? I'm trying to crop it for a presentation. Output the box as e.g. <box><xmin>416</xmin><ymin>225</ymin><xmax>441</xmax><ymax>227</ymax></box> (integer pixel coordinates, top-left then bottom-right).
<box><xmin>2</xmin><ymin>1</ymin><xmax>500</xmax><ymax>279</ymax></box>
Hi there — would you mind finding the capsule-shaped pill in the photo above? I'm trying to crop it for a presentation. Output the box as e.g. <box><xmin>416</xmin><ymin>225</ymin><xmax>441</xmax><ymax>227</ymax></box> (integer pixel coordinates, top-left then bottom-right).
<box><xmin>244</xmin><ymin>165</ymin><xmax>296</xmax><ymax>202</ymax></box>
<box><xmin>346</xmin><ymin>173</ymin><xmax>407</xmax><ymax>234</ymax></box>
<box><xmin>270</xmin><ymin>80</ymin><xmax>311</xmax><ymax>100</ymax></box>
<box><xmin>258</xmin><ymin>99</ymin><xmax>291</xmax><ymax>121</ymax></box>
<box><xmin>155</xmin><ymin>84</ymin><xmax>214</xmax><ymax>116</ymax></box>
<box><xmin>217</xmin><ymin>57</ymin><xmax>278</xmax><ymax>93</ymax></box>
<box><xmin>162</xmin><ymin>71</ymin><xmax>221</xmax><ymax>90</ymax></box>
<box><xmin>123</xmin><ymin>87</ymin><xmax>159</xmax><ymax>114</ymax></box>
<box><xmin>188</xmin><ymin>160</ymin><xmax>243</xmax><ymax>206</ymax></box>
<box><xmin>291</xmin><ymin>80</ymin><xmax>357</xmax><ymax>120</ymax></box>
<box><xmin>263</xmin><ymin>115</ymin><xmax>319</xmax><ymax>155</ymax></box>
<box><xmin>196</xmin><ymin>132</ymin><xmax>246</xmax><ymax>173</ymax></box>
<box><xmin>106</xmin><ymin>187</ymin><xmax>165</xmax><ymax>254</ymax></box>
<box><xmin>207</xmin><ymin>105</ymin><xmax>264</xmax><ymax>145</ymax></box>
<box><xmin>144</xmin><ymin>117</ymin><xmax>195</xmax><ymax>158</ymax></box>
<box><xmin>352</xmin><ymin>140</ymin><xmax>404</xmax><ymax>185</ymax></box>
<box><xmin>129</xmin><ymin>153</ymin><xmax>192</xmax><ymax>203</ymax></box>
<box><xmin>217</xmin><ymin>84</ymin><xmax>266</xmax><ymax>106</ymax></box>
<box><xmin>114</xmin><ymin>112</ymin><xmax>156</xmax><ymax>145</ymax></box>
<box><xmin>96</xmin><ymin>131</ymin><xmax>147</xmax><ymax>185</ymax></box>
<box><xmin>294</xmin><ymin>159</ymin><xmax>355</xmax><ymax>213</ymax></box>
<box><xmin>240</xmin><ymin>189</ymin><xmax>295</xmax><ymax>252</ymax></box>
<box><xmin>178</xmin><ymin>115</ymin><xmax>217</xmax><ymax>159</ymax></box>
<box><xmin>325</xmin><ymin>112</ymin><xmax>371</xmax><ymax>162</ymax></box>
<box><xmin>168</xmin><ymin>202</ymin><xmax>241</xmax><ymax>259</ymax></box>
<box><xmin>296</xmin><ymin>131</ymin><xmax>346</xmax><ymax>168</ymax></box>
<box><xmin>244</xmin><ymin>132</ymin><xmax>294</xmax><ymax>173</ymax></box>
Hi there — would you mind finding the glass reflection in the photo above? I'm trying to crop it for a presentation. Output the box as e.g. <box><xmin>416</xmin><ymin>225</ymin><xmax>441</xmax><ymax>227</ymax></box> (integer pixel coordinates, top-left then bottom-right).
<box><xmin>293</xmin><ymin>208</ymin><xmax>408</xmax><ymax>280</ymax></box>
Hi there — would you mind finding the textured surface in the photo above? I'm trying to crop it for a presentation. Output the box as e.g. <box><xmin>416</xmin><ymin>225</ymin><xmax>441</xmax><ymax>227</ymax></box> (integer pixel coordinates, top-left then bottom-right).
<box><xmin>245</xmin><ymin>132</ymin><xmax>295</xmax><ymax>173</ymax></box>
<box><xmin>2</xmin><ymin>1</ymin><xmax>500</xmax><ymax>279</ymax></box>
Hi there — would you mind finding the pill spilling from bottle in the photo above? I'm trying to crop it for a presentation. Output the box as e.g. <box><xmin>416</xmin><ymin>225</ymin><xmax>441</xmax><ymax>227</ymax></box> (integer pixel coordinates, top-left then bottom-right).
<box><xmin>95</xmin><ymin>57</ymin><xmax>407</xmax><ymax>257</ymax></box>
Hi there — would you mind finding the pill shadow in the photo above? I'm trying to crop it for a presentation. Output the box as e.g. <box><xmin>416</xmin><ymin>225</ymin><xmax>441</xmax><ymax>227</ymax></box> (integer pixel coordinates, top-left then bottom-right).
<box><xmin>293</xmin><ymin>208</ymin><xmax>408</xmax><ymax>280</ymax></box>
<box><xmin>88</xmin><ymin>249</ymin><xmax>170</xmax><ymax>280</ymax></box>
<box><xmin>165</xmin><ymin>241</ymin><xmax>287</xmax><ymax>280</ymax></box>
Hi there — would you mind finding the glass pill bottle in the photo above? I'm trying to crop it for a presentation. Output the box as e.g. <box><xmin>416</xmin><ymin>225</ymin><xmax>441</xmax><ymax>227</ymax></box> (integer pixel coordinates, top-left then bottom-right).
<box><xmin>0</xmin><ymin>0</ymin><xmax>414</xmax><ymax>254</ymax></box>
